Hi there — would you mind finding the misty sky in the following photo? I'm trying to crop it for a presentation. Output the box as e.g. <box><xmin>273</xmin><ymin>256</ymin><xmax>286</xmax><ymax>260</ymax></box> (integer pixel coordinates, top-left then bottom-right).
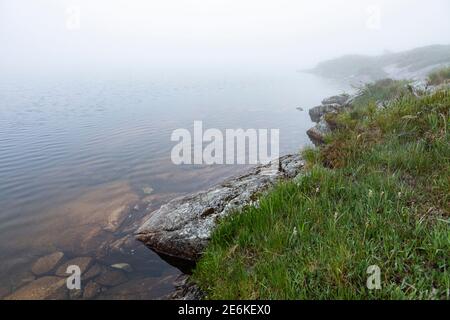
<box><xmin>1</xmin><ymin>0</ymin><xmax>450</xmax><ymax>73</ymax></box>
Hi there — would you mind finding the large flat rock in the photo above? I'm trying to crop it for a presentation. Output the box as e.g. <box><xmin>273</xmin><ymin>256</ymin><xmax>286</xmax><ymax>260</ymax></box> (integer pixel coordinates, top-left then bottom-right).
<box><xmin>4</xmin><ymin>276</ymin><xmax>67</xmax><ymax>300</ymax></box>
<box><xmin>136</xmin><ymin>154</ymin><xmax>305</xmax><ymax>262</ymax></box>
<box><xmin>31</xmin><ymin>251</ymin><xmax>65</xmax><ymax>276</ymax></box>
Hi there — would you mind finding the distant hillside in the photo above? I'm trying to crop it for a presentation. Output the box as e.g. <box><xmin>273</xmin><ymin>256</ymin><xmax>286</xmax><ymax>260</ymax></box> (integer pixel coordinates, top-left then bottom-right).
<box><xmin>310</xmin><ymin>45</ymin><xmax>450</xmax><ymax>83</ymax></box>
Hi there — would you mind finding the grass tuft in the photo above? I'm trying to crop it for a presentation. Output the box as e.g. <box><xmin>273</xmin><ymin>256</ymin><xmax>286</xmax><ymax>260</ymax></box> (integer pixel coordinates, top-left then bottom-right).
<box><xmin>428</xmin><ymin>67</ymin><xmax>450</xmax><ymax>86</ymax></box>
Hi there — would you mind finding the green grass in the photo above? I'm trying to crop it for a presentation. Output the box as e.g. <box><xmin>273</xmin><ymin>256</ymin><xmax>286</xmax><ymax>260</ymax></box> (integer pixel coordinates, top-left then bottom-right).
<box><xmin>352</xmin><ymin>78</ymin><xmax>411</xmax><ymax>108</ymax></box>
<box><xmin>428</xmin><ymin>67</ymin><xmax>450</xmax><ymax>86</ymax></box>
<box><xmin>192</xmin><ymin>87</ymin><xmax>450</xmax><ymax>300</ymax></box>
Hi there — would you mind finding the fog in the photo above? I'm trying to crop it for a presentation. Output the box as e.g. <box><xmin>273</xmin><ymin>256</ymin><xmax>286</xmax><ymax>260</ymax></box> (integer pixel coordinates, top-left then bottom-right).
<box><xmin>1</xmin><ymin>0</ymin><xmax>450</xmax><ymax>74</ymax></box>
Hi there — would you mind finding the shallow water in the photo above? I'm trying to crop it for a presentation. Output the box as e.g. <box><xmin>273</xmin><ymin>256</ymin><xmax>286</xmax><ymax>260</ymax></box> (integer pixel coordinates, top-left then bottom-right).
<box><xmin>0</xmin><ymin>68</ymin><xmax>348</xmax><ymax>299</ymax></box>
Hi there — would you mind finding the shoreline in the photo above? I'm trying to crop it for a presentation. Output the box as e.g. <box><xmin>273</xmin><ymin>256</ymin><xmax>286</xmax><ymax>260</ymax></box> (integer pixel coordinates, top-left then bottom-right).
<box><xmin>135</xmin><ymin>91</ymin><xmax>357</xmax><ymax>299</ymax></box>
<box><xmin>136</xmin><ymin>74</ymin><xmax>448</xmax><ymax>299</ymax></box>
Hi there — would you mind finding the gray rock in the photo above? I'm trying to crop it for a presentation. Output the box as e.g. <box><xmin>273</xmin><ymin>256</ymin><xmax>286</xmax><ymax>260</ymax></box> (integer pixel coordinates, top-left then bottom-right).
<box><xmin>136</xmin><ymin>154</ymin><xmax>305</xmax><ymax>262</ymax></box>
<box><xmin>168</xmin><ymin>274</ymin><xmax>203</xmax><ymax>300</ymax></box>
<box><xmin>309</xmin><ymin>103</ymin><xmax>341</xmax><ymax>122</ymax></box>
<box><xmin>376</xmin><ymin>100</ymin><xmax>388</xmax><ymax>110</ymax></box>
<box><xmin>307</xmin><ymin>118</ymin><xmax>331</xmax><ymax>146</ymax></box>
<box><xmin>307</xmin><ymin>92</ymin><xmax>357</xmax><ymax>143</ymax></box>
<box><xmin>425</xmin><ymin>82</ymin><xmax>450</xmax><ymax>94</ymax></box>
<box><xmin>321</xmin><ymin>94</ymin><xmax>350</xmax><ymax>106</ymax></box>
<box><xmin>408</xmin><ymin>80</ymin><xmax>428</xmax><ymax>96</ymax></box>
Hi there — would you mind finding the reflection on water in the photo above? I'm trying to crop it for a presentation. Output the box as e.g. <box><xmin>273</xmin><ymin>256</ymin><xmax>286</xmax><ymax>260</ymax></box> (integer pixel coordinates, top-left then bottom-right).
<box><xmin>0</xmin><ymin>69</ymin><xmax>348</xmax><ymax>299</ymax></box>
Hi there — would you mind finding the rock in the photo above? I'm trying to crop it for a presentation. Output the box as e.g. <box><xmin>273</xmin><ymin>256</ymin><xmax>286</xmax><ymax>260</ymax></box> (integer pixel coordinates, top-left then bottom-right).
<box><xmin>307</xmin><ymin>92</ymin><xmax>356</xmax><ymax>144</ymax></box>
<box><xmin>427</xmin><ymin>82</ymin><xmax>450</xmax><ymax>93</ymax></box>
<box><xmin>168</xmin><ymin>274</ymin><xmax>204</xmax><ymax>300</ymax></box>
<box><xmin>95</xmin><ymin>269</ymin><xmax>128</xmax><ymax>287</ymax></box>
<box><xmin>321</xmin><ymin>93</ymin><xmax>350</xmax><ymax>106</ymax></box>
<box><xmin>136</xmin><ymin>154</ymin><xmax>305</xmax><ymax>263</ymax></box>
<box><xmin>0</xmin><ymin>286</ymin><xmax>11</xmax><ymax>299</ymax></box>
<box><xmin>141</xmin><ymin>193</ymin><xmax>186</xmax><ymax>214</ymax></box>
<box><xmin>55</xmin><ymin>257</ymin><xmax>93</xmax><ymax>277</ymax></box>
<box><xmin>20</xmin><ymin>182</ymin><xmax>139</xmax><ymax>257</ymax></box>
<box><xmin>309</xmin><ymin>103</ymin><xmax>341</xmax><ymax>123</ymax></box>
<box><xmin>83</xmin><ymin>281</ymin><xmax>103</xmax><ymax>299</ymax></box>
<box><xmin>296</xmin><ymin>107</ymin><xmax>304</xmax><ymax>111</ymax></box>
<box><xmin>111</xmin><ymin>263</ymin><xmax>133</xmax><ymax>273</ymax></box>
<box><xmin>142</xmin><ymin>186</ymin><xmax>154</xmax><ymax>195</ymax></box>
<box><xmin>12</xmin><ymin>271</ymin><xmax>36</xmax><ymax>289</ymax></box>
<box><xmin>408</xmin><ymin>80</ymin><xmax>428</xmax><ymax>96</ymax></box>
<box><xmin>82</xmin><ymin>263</ymin><xmax>103</xmax><ymax>281</ymax></box>
<box><xmin>69</xmin><ymin>289</ymin><xmax>83</xmax><ymax>300</ymax></box>
<box><xmin>100</xmin><ymin>274</ymin><xmax>177</xmax><ymax>300</ymax></box>
<box><xmin>307</xmin><ymin>118</ymin><xmax>331</xmax><ymax>146</ymax></box>
<box><xmin>308</xmin><ymin>94</ymin><xmax>352</xmax><ymax>123</ymax></box>
<box><xmin>108</xmin><ymin>235</ymin><xmax>136</xmax><ymax>254</ymax></box>
<box><xmin>376</xmin><ymin>100</ymin><xmax>388</xmax><ymax>110</ymax></box>
<box><xmin>31</xmin><ymin>251</ymin><xmax>65</xmax><ymax>276</ymax></box>
<box><xmin>5</xmin><ymin>276</ymin><xmax>67</xmax><ymax>300</ymax></box>
<box><xmin>104</xmin><ymin>204</ymin><xmax>131</xmax><ymax>232</ymax></box>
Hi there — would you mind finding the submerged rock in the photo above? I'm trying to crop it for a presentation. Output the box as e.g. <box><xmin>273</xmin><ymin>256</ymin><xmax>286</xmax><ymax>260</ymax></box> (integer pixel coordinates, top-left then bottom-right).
<box><xmin>83</xmin><ymin>281</ymin><xmax>103</xmax><ymax>300</ymax></box>
<box><xmin>82</xmin><ymin>263</ymin><xmax>103</xmax><ymax>281</ymax></box>
<box><xmin>99</xmin><ymin>274</ymin><xmax>177</xmax><ymax>300</ymax></box>
<box><xmin>5</xmin><ymin>276</ymin><xmax>67</xmax><ymax>300</ymax></box>
<box><xmin>18</xmin><ymin>182</ymin><xmax>139</xmax><ymax>257</ymax></box>
<box><xmin>0</xmin><ymin>287</ymin><xmax>11</xmax><ymax>299</ymax></box>
<box><xmin>142</xmin><ymin>186</ymin><xmax>154</xmax><ymax>195</ymax></box>
<box><xmin>69</xmin><ymin>288</ymin><xmax>83</xmax><ymax>300</ymax></box>
<box><xmin>108</xmin><ymin>235</ymin><xmax>136</xmax><ymax>254</ymax></box>
<box><xmin>136</xmin><ymin>154</ymin><xmax>305</xmax><ymax>263</ymax></box>
<box><xmin>55</xmin><ymin>257</ymin><xmax>93</xmax><ymax>277</ymax></box>
<box><xmin>31</xmin><ymin>251</ymin><xmax>65</xmax><ymax>276</ymax></box>
<box><xmin>95</xmin><ymin>269</ymin><xmax>128</xmax><ymax>287</ymax></box>
<box><xmin>111</xmin><ymin>263</ymin><xmax>133</xmax><ymax>273</ymax></box>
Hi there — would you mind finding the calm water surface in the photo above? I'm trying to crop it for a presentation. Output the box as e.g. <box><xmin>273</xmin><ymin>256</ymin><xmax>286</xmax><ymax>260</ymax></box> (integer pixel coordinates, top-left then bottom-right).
<box><xmin>0</xmin><ymin>69</ymin><xmax>348</xmax><ymax>299</ymax></box>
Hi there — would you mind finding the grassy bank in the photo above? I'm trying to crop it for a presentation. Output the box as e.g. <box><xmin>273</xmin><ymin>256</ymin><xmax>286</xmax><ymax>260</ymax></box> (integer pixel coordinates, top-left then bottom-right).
<box><xmin>428</xmin><ymin>67</ymin><xmax>450</xmax><ymax>86</ymax></box>
<box><xmin>192</xmin><ymin>80</ymin><xmax>450</xmax><ymax>299</ymax></box>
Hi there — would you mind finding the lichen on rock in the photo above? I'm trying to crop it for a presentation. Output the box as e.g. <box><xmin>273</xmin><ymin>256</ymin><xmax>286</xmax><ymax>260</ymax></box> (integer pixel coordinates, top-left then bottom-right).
<box><xmin>136</xmin><ymin>154</ymin><xmax>305</xmax><ymax>263</ymax></box>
